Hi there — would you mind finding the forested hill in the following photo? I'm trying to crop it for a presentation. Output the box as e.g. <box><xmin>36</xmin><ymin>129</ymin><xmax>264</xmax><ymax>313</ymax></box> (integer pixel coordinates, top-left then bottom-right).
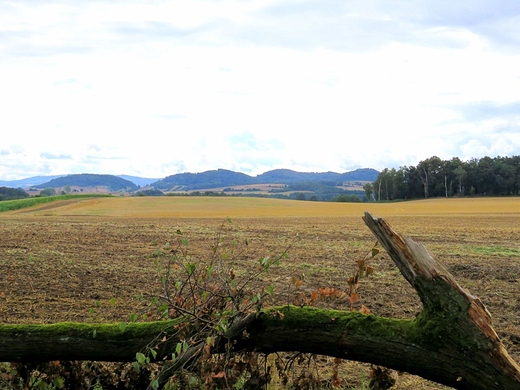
<box><xmin>152</xmin><ymin>169</ymin><xmax>256</xmax><ymax>190</ymax></box>
<box><xmin>37</xmin><ymin>174</ymin><xmax>139</xmax><ymax>192</ymax></box>
<box><xmin>255</xmin><ymin>168</ymin><xmax>377</xmax><ymax>183</ymax></box>
<box><xmin>150</xmin><ymin>168</ymin><xmax>378</xmax><ymax>191</ymax></box>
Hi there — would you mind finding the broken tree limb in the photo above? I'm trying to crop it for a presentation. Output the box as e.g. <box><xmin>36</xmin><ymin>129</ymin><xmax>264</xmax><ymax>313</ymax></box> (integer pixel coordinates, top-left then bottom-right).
<box><xmin>0</xmin><ymin>213</ymin><xmax>519</xmax><ymax>390</ymax></box>
<box><xmin>361</xmin><ymin>212</ymin><xmax>520</xmax><ymax>389</ymax></box>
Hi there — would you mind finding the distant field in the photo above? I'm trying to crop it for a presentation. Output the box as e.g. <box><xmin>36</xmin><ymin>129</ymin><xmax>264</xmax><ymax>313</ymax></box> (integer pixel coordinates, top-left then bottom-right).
<box><xmin>4</xmin><ymin>196</ymin><xmax>520</xmax><ymax>218</ymax></box>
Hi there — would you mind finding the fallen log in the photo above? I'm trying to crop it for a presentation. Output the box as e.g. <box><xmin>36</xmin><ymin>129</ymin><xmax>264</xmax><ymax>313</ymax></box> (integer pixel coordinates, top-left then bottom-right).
<box><xmin>0</xmin><ymin>212</ymin><xmax>518</xmax><ymax>389</ymax></box>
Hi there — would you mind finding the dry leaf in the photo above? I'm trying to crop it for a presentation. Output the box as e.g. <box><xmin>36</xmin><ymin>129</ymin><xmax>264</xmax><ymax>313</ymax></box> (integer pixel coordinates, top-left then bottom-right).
<box><xmin>359</xmin><ymin>305</ymin><xmax>371</xmax><ymax>315</ymax></box>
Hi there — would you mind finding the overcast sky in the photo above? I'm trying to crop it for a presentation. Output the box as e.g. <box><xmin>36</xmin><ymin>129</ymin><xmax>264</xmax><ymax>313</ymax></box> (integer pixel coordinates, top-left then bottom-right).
<box><xmin>1</xmin><ymin>1</ymin><xmax>520</xmax><ymax>180</ymax></box>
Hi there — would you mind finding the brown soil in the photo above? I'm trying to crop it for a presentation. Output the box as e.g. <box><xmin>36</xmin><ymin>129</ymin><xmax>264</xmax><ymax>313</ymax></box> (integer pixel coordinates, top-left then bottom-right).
<box><xmin>1</xmin><ymin>210</ymin><xmax>519</xmax><ymax>389</ymax></box>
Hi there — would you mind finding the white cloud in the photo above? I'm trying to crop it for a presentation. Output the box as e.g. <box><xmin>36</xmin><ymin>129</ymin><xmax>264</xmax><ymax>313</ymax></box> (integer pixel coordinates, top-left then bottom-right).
<box><xmin>1</xmin><ymin>1</ymin><xmax>520</xmax><ymax>180</ymax></box>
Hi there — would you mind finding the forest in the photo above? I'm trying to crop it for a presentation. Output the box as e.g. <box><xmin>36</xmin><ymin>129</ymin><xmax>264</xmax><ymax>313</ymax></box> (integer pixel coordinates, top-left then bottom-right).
<box><xmin>0</xmin><ymin>186</ymin><xmax>29</xmax><ymax>201</ymax></box>
<box><xmin>368</xmin><ymin>155</ymin><xmax>520</xmax><ymax>201</ymax></box>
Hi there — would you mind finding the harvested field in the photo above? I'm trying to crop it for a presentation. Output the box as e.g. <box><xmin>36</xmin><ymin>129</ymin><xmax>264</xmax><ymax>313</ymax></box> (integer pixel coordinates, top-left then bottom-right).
<box><xmin>1</xmin><ymin>196</ymin><xmax>519</xmax><ymax>389</ymax></box>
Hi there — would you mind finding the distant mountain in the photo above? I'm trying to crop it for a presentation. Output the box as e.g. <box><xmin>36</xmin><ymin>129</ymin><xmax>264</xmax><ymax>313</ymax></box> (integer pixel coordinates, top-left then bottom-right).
<box><xmin>118</xmin><ymin>175</ymin><xmax>160</xmax><ymax>187</ymax></box>
<box><xmin>0</xmin><ymin>168</ymin><xmax>379</xmax><ymax>193</ymax></box>
<box><xmin>338</xmin><ymin>168</ymin><xmax>380</xmax><ymax>181</ymax></box>
<box><xmin>0</xmin><ymin>175</ymin><xmax>65</xmax><ymax>189</ymax></box>
<box><xmin>37</xmin><ymin>174</ymin><xmax>139</xmax><ymax>192</ymax></box>
<box><xmin>255</xmin><ymin>169</ymin><xmax>341</xmax><ymax>183</ymax></box>
<box><xmin>254</xmin><ymin>168</ymin><xmax>378</xmax><ymax>183</ymax></box>
<box><xmin>151</xmin><ymin>168</ymin><xmax>379</xmax><ymax>191</ymax></box>
<box><xmin>152</xmin><ymin>169</ymin><xmax>256</xmax><ymax>191</ymax></box>
<box><xmin>0</xmin><ymin>174</ymin><xmax>159</xmax><ymax>188</ymax></box>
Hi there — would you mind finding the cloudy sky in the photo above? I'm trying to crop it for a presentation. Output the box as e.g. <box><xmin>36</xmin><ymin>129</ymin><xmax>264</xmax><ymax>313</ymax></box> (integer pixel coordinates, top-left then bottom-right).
<box><xmin>1</xmin><ymin>1</ymin><xmax>520</xmax><ymax>180</ymax></box>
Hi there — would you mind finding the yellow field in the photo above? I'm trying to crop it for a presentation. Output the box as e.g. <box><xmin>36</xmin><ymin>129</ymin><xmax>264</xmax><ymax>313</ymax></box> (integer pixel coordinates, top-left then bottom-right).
<box><xmin>8</xmin><ymin>196</ymin><xmax>520</xmax><ymax>218</ymax></box>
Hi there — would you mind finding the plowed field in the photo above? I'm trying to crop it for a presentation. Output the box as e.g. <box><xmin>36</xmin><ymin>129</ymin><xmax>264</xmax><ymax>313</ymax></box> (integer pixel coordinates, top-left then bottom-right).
<box><xmin>1</xmin><ymin>196</ymin><xmax>519</xmax><ymax>389</ymax></box>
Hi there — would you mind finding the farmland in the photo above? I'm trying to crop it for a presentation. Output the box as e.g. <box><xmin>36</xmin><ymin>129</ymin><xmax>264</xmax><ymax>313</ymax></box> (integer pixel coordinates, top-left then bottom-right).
<box><xmin>0</xmin><ymin>196</ymin><xmax>519</xmax><ymax>389</ymax></box>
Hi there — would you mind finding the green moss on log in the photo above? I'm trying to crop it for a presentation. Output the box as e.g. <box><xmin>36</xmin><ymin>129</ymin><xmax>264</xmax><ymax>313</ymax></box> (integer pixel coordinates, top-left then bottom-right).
<box><xmin>261</xmin><ymin>305</ymin><xmax>419</xmax><ymax>342</ymax></box>
<box><xmin>0</xmin><ymin>319</ymin><xmax>184</xmax><ymax>341</ymax></box>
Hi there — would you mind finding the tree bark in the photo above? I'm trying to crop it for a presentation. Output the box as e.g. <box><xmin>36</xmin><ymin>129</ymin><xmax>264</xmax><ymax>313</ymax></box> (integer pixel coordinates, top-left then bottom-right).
<box><xmin>1</xmin><ymin>212</ymin><xmax>519</xmax><ymax>390</ymax></box>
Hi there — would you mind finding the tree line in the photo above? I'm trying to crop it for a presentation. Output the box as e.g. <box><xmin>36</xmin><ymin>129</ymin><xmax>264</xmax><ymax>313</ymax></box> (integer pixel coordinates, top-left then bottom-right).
<box><xmin>0</xmin><ymin>186</ymin><xmax>29</xmax><ymax>201</ymax></box>
<box><xmin>365</xmin><ymin>155</ymin><xmax>520</xmax><ymax>201</ymax></box>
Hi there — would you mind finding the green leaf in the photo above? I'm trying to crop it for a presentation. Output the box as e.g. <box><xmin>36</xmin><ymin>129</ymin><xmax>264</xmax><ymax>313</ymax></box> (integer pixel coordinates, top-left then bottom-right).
<box><xmin>92</xmin><ymin>329</ymin><xmax>97</xmax><ymax>339</ymax></box>
<box><xmin>175</xmin><ymin>229</ymin><xmax>183</xmax><ymax>235</ymax></box>
<box><xmin>129</xmin><ymin>313</ymin><xmax>138</xmax><ymax>322</ymax></box>
<box><xmin>119</xmin><ymin>322</ymin><xmax>128</xmax><ymax>332</ymax></box>
<box><xmin>136</xmin><ymin>352</ymin><xmax>146</xmax><ymax>365</ymax></box>
<box><xmin>150</xmin><ymin>379</ymin><xmax>159</xmax><ymax>390</ymax></box>
<box><xmin>265</xmin><ymin>285</ymin><xmax>274</xmax><ymax>296</ymax></box>
<box><xmin>186</xmin><ymin>262</ymin><xmax>196</xmax><ymax>275</ymax></box>
<box><xmin>160</xmin><ymin>308</ymin><xmax>169</xmax><ymax>319</ymax></box>
<box><xmin>150</xmin><ymin>348</ymin><xmax>157</xmax><ymax>360</ymax></box>
<box><xmin>183</xmin><ymin>340</ymin><xmax>189</xmax><ymax>352</ymax></box>
<box><xmin>132</xmin><ymin>361</ymin><xmax>140</xmax><ymax>372</ymax></box>
<box><xmin>176</xmin><ymin>342</ymin><xmax>182</xmax><ymax>355</ymax></box>
<box><xmin>260</xmin><ymin>256</ymin><xmax>270</xmax><ymax>267</ymax></box>
<box><xmin>53</xmin><ymin>377</ymin><xmax>65</xmax><ymax>389</ymax></box>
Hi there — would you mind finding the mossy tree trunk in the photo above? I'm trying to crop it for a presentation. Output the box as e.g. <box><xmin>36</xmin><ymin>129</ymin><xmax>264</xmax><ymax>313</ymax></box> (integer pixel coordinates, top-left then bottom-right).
<box><xmin>1</xmin><ymin>213</ymin><xmax>519</xmax><ymax>390</ymax></box>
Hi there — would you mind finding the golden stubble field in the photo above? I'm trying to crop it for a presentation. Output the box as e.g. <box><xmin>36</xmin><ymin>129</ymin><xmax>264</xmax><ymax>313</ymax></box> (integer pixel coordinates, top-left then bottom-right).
<box><xmin>1</xmin><ymin>196</ymin><xmax>519</xmax><ymax>389</ymax></box>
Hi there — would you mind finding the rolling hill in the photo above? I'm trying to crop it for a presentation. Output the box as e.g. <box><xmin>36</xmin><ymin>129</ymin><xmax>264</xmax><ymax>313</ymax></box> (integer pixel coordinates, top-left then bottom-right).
<box><xmin>37</xmin><ymin>174</ymin><xmax>139</xmax><ymax>192</ymax></box>
<box><xmin>150</xmin><ymin>168</ymin><xmax>378</xmax><ymax>191</ymax></box>
<box><xmin>0</xmin><ymin>168</ymin><xmax>379</xmax><ymax>201</ymax></box>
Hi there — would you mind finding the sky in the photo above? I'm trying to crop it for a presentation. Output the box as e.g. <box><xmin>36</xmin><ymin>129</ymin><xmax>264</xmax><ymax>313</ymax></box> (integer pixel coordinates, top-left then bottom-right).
<box><xmin>1</xmin><ymin>1</ymin><xmax>520</xmax><ymax>181</ymax></box>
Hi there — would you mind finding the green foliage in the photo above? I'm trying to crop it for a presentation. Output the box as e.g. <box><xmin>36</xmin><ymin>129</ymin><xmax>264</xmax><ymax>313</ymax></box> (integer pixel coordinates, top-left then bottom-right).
<box><xmin>333</xmin><ymin>194</ymin><xmax>361</xmax><ymax>202</ymax></box>
<box><xmin>133</xmin><ymin>219</ymin><xmax>297</xmax><ymax>389</ymax></box>
<box><xmin>133</xmin><ymin>189</ymin><xmax>165</xmax><ymax>196</ymax></box>
<box><xmin>374</xmin><ymin>154</ymin><xmax>520</xmax><ymax>200</ymax></box>
<box><xmin>0</xmin><ymin>186</ymin><xmax>29</xmax><ymax>201</ymax></box>
<box><xmin>40</xmin><ymin>188</ymin><xmax>57</xmax><ymax>196</ymax></box>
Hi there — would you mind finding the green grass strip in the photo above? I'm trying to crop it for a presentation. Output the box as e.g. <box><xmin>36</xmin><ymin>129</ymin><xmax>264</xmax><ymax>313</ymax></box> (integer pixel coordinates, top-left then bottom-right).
<box><xmin>0</xmin><ymin>194</ymin><xmax>112</xmax><ymax>213</ymax></box>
